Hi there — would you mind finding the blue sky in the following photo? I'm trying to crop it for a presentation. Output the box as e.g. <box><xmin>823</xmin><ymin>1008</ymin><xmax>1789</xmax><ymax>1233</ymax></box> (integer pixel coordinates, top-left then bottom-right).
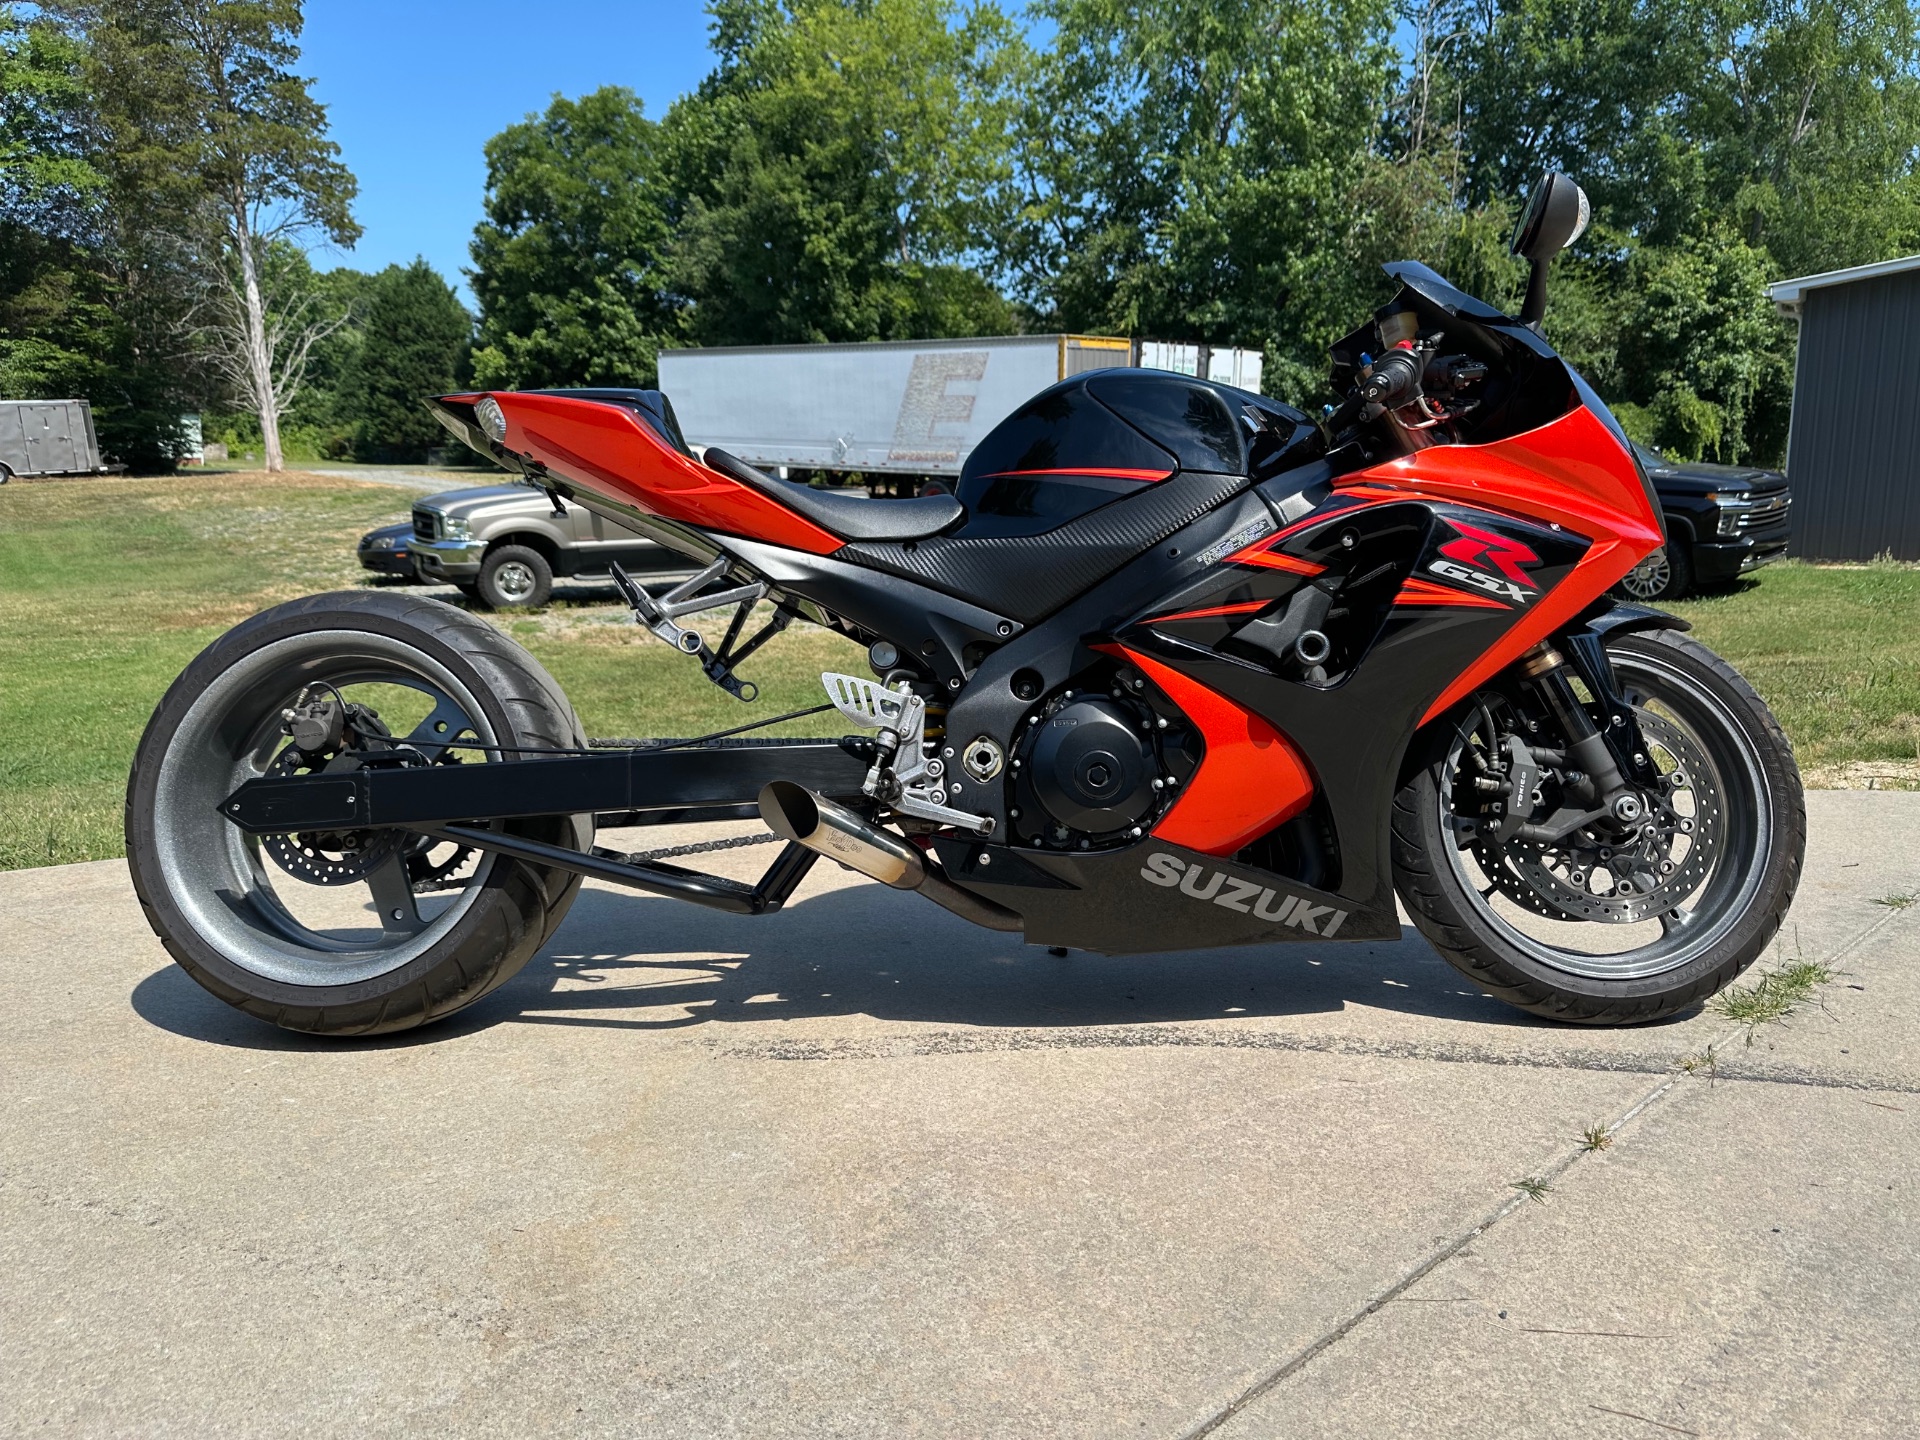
<box><xmin>301</xmin><ymin>1</ymin><xmax>720</xmax><ymax>304</ymax></box>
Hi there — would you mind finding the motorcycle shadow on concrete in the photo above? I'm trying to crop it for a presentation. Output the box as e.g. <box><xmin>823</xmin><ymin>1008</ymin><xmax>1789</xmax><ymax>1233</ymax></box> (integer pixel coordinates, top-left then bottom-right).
<box><xmin>129</xmin><ymin>875</ymin><xmax>1573</xmax><ymax>1051</ymax></box>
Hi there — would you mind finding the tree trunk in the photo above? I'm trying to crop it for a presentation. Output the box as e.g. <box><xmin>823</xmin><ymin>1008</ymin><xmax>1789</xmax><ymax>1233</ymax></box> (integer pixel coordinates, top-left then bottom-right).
<box><xmin>232</xmin><ymin>209</ymin><xmax>283</xmax><ymax>473</ymax></box>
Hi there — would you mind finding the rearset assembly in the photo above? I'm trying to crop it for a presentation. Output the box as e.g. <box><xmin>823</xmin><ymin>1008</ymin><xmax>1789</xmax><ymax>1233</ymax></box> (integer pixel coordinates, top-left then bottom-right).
<box><xmin>611</xmin><ymin>558</ymin><xmax>791</xmax><ymax>701</ymax></box>
<box><xmin>821</xmin><ymin>672</ymin><xmax>994</xmax><ymax>836</ymax></box>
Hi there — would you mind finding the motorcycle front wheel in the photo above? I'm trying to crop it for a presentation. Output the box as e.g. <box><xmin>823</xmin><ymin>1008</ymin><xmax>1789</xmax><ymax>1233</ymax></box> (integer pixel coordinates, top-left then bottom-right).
<box><xmin>1392</xmin><ymin>629</ymin><xmax>1805</xmax><ymax>1025</ymax></box>
<box><xmin>126</xmin><ymin>590</ymin><xmax>590</xmax><ymax>1036</ymax></box>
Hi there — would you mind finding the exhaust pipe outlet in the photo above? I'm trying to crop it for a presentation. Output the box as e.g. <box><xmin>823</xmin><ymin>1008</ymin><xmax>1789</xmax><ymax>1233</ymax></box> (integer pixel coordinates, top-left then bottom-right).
<box><xmin>758</xmin><ymin>782</ymin><xmax>1023</xmax><ymax>933</ymax></box>
<box><xmin>759</xmin><ymin>781</ymin><xmax>924</xmax><ymax>887</ymax></box>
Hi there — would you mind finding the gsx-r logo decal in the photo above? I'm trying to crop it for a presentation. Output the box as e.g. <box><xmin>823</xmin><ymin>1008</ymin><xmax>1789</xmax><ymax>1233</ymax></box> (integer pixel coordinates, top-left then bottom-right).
<box><xmin>1426</xmin><ymin>520</ymin><xmax>1542</xmax><ymax>605</ymax></box>
<box><xmin>1140</xmin><ymin>852</ymin><xmax>1348</xmax><ymax>936</ymax></box>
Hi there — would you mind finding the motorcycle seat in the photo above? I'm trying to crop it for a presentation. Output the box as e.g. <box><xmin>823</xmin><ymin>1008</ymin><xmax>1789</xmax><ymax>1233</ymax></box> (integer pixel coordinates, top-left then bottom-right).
<box><xmin>703</xmin><ymin>447</ymin><xmax>964</xmax><ymax>543</ymax></box>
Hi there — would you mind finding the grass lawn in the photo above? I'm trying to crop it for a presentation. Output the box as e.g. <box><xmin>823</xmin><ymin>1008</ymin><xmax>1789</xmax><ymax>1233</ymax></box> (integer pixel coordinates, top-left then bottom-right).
<box><xmin>0</xmin><ymin>470</ymin><xmax>861</xmax><ymax>870</ymax></box>
<box><xmin>3</xmin><ymin>469</ymin><xmax>1917</xmax><ymax>870</ymax></box>
<box><xmin>1663</xmin><ymin>562</ymin><xmax>1920</xmax><ymax>786</ymax></box>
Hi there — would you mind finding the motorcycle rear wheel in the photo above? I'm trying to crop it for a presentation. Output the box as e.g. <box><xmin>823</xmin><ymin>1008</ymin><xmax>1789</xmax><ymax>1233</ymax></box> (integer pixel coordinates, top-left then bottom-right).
<box><xmin>126</xmin><ymin>590</ymin><xmax>589</xmax><ymax>1036</ymax></box>
<box><xmin>1392</xmin><ymin>629</ymin><xmax>1804</xmax><ymax>1025</ymax></box>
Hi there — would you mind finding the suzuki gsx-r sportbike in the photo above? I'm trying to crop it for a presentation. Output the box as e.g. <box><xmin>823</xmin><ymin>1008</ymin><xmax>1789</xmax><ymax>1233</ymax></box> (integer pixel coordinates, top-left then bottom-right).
<box><xmin>126</xmin><ymin>173</ymin><xmax>1803</xmax><ymax>1036</ymax></box>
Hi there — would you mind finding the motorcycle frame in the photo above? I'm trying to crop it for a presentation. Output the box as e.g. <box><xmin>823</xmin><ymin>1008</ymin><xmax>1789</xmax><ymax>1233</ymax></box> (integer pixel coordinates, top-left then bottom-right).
<box><xmin>225</xmin><ymin>334</ymin><xmax>1677</xmax><ymax>953</ymax></box>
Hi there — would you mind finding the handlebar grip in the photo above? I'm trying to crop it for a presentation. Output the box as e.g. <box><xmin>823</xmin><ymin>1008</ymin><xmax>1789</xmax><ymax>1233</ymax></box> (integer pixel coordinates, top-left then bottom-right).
<box><xmin>1359</xmin><ymin>347</ymin><xmax>1424</xmax><ymax>410</ymax></box>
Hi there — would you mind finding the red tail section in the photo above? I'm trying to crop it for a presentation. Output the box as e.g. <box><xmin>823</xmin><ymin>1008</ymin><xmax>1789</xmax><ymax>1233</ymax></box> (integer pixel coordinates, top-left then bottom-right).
<box><xmin>454</xmin><ymin>392</ymin><xmax>844</xmax><ymax>555</ymax></box>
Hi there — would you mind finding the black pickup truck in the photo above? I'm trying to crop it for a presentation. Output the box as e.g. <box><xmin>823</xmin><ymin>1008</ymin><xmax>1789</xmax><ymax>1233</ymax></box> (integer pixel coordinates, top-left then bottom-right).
<box><xmin>1617</xmin><ymin>443</ymin><xmax>1792</xmax><ymax>602</ymax></box>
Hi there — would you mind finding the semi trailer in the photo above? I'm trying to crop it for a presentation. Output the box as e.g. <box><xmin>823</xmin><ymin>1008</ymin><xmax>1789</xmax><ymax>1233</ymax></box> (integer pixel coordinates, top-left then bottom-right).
<box><xmin>656</xmin><ymin>334</ymin><xmax>1265</xmax><ymax>491</ymax></box>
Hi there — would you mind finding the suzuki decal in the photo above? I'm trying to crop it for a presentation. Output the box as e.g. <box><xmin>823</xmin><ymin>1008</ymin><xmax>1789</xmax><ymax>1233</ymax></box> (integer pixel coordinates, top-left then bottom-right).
<box><xmin>1139</xmin><ymin>852</ymin><xmax>1348</xmax><ymax>936</ymax></box>
<box><xmin>1425</xmin><ymin>520</ymin><xmax>1542</xmax><ymax>605</ymax></box>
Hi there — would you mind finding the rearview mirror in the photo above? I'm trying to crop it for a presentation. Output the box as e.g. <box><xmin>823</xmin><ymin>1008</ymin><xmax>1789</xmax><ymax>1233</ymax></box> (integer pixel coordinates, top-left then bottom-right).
<box><xmin>1512</xmin><ymin>172</ymin><xmax>1590</xmax><ymax>261</ymax></box>
<box><xmin>1512</xmin><ymin>172</ymin><xmax>1590</xmax><ymax>327</ymax></box>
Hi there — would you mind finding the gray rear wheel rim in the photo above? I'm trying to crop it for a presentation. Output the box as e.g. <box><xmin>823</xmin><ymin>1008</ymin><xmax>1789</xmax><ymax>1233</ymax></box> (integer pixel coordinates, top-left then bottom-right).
<box><xmin>150</xmin><ymin>629</ymin><xmax>499</xmax><ymax>987</ymax></box>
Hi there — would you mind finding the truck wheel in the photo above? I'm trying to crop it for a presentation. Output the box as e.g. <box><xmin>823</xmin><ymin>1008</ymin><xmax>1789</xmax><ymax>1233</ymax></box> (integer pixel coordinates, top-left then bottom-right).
<box><xmin>125</xmin><ymin>590</ymin><xmax>590</xmax><ymax>1036</ymax></box>
<box><xmin>477</xmin><ymin>544</ymin><xmax>552</xmax><ymax>609</ymax></box>
<box><xmin>1615</xmin><ymin>541</ymin><xmax>1691</xmax><ymax>602</ymax></box>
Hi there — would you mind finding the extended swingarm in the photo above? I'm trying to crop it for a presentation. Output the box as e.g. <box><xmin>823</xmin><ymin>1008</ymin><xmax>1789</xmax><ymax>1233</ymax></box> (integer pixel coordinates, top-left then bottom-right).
<box><xmin>217</xmin><ymin>739</ymin><xmax>872</xmax><ymax>916</ymax></box>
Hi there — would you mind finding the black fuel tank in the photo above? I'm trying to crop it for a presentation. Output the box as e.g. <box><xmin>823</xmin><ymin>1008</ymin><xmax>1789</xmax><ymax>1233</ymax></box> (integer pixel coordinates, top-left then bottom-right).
<box><xmin>954</xmin><ymin>370</ymin><xmax>1316</xmax><ymax>538</ymax></box>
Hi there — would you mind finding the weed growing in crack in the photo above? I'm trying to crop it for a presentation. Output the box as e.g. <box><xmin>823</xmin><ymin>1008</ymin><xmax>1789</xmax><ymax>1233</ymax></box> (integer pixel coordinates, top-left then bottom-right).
<box><xmin>1511</xmin><ymin>1177</ymin><xmax>1553</xmax><ymax>1204</ymax></box>
<box><xmin>1579</xmin><ymin>1124</ymin><xmax>1615</xmax><ymax>1152</ymax></box>
<box><xmin>1708</xmin><ymin>960</ymin><xmax>1835</xmax><ymax>1044</ymax></box>
<box><xmin>1678</xmin><ymin>1046</ymin><xmax>1720</xmax><ymax>1083</ymax></box>
<box><xmin>1874</xmin><ymin>891</ymin><xmax>1917</xmax><ymax>910</ymax></box>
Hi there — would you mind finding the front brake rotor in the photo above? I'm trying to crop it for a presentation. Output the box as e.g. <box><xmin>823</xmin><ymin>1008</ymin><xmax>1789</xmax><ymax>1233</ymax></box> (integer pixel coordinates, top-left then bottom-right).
<box><xmin>1473</xmin><ymin>709</ymin><xmax>1724</xmax><ymax>924</ymax></box>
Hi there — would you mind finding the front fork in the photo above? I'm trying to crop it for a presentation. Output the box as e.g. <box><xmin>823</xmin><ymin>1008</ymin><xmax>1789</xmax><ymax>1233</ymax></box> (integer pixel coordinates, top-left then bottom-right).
<box><xmin>1510</xmin><ymin>637</ymin><xmax>1662</xmax><ymax>837</ymax></box>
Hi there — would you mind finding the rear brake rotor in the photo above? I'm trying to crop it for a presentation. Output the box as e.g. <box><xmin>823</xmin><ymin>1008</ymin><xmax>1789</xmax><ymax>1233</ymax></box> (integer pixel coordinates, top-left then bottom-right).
<box><xmin>1473</xmin><ymin>710</ymin><xmax>1724</xmax><ymax>924</ymax></box>
<box><xmin>258</xmin><ymin>749</ymin><xmax>404</xmax><ymax>885</ymax></box>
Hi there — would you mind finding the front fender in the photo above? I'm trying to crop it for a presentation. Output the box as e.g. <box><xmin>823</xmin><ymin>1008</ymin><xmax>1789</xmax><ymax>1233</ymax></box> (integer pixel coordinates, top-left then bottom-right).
<box><xmin>1400</xmin><ymin>602</ymin><xmax>1689</xmax><ymax>787</ymax></box>
<box><xmin>1578</xmin><ymin>601</ymin><xmax>1691</xmax><ymax>640</ymax></box>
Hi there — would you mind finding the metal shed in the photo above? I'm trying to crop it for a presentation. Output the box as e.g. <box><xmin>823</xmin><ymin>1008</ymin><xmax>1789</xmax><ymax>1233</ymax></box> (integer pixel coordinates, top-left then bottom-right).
<box><xmin>1769</xmin><ymin>255</ymin><xmax>1920</xmax><ymax>560</ymax></box>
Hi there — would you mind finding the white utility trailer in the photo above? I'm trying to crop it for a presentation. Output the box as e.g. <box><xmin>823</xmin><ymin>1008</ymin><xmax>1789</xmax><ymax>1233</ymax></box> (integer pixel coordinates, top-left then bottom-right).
<box><xmin>657</xmin><ymin>334</ymin><xmax>1264</xmax><ymax>485</ymax></box>
<box><xmin>0</xmin><ymin>399</ymin><xmax>108</xmax><ymax>481</ymax></box>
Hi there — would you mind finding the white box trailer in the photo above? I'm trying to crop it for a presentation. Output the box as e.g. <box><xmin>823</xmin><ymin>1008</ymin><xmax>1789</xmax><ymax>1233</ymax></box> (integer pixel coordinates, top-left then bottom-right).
<box><xmin>657</xmin><ymin>334</ymin><xmax>1263</xmax><ymax>481</ymax></box>
<box><xmin>0</xmin><ymin>398</ymin><xmax>107</xmax><ymax>481</ymax></box>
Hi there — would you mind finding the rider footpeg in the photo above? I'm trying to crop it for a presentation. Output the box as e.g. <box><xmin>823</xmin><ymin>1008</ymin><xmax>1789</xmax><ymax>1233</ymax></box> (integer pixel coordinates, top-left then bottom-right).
<box><xmin>820</xmin><ymin>672</ymin><xmax>994</xmax><ymax>835</ymax></box>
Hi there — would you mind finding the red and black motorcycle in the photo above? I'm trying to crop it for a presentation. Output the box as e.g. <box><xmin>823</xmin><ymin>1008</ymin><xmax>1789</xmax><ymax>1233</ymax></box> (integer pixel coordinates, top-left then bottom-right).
<box><xmin>127</xmin><ymin>173</ymin><xmax>1803</xmax><ymax>1035</ymax></box>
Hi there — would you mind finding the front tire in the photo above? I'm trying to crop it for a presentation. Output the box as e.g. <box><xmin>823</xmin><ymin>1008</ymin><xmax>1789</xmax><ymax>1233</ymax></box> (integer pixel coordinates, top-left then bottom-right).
<box><xmin>126</xmin><ymin>591</ymin><xmax>589</xmax><ymax>1036</ymax></box>
<box><xmin>1392</xmin><ymin>629</ymin><xmax>1803</xmax><ymax>1024</ymax></box>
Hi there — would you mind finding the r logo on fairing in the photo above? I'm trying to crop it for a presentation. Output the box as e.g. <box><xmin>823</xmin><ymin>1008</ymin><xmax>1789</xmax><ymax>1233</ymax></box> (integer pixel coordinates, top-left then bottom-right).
<box><xmin>1139</xmin><ymin>852</ymin><xmax>1348</xmax><ymax>936</ymax></box>
<box><xmin>1426</xmin><ymin>520</ymin><xmax>1542</xmax><ymax>604</ymax></box>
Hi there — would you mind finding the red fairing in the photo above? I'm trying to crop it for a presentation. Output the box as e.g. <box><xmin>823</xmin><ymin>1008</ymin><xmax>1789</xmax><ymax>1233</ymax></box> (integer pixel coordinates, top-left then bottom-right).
<box><xmin>477</xmin><ymin>392</ymin><xmax>844</xmax><ymax>556</ymax></box>
<box><xmin>1341</xmin><ymin>406</ymin><xmax>1663</xmax><ymax>722</ymax></box>
<box><xmin>1108</xmin><ymin>645</ymin><xmax>1316</xmax><ymax>857</ymax></box>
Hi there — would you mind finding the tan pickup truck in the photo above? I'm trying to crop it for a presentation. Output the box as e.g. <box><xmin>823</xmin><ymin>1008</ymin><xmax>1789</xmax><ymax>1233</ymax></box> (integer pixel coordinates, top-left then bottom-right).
<box><xmin>396</xmin><ymin>483</ymin><xmax>694</xmax><ymax>609</ymax></box>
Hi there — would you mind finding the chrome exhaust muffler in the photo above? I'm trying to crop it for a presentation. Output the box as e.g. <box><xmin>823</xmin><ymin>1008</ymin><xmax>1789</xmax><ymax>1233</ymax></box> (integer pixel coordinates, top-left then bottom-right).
<box><xmin>758</xmin><ymin>782</ymin><xmax>1022</xmax><ymax>932</ymax></box>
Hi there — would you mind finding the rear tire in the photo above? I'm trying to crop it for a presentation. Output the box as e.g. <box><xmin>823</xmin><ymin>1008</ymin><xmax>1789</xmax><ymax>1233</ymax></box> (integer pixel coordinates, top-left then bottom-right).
<box><xmin>126</xmin><ymin>590</ymin><xmax>589</xmax><ymax>1036</ymax></box>
<box><xmin>1392</xmin><ymin>629</ymin><xmax>1803</xmax><ymax>1024</ymax></box>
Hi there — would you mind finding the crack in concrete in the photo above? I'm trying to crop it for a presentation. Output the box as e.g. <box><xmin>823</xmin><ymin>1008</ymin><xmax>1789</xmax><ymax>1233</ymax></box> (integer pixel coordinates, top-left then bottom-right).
<box><xmin>698</xmin><ymin>1027</ymin><xmax>1919</xmax><ymax>1094</ymax></box>
<box><xmin>1172</xmin><ymin>901</ymin><xmax>1914</xmax><ymax>1439</ymax></box>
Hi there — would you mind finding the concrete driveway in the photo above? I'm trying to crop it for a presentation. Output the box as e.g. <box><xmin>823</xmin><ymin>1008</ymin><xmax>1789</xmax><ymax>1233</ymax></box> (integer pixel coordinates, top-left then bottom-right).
<box><xmin>2</xmin><ymin>792</ymin><xmax>1914</xmax><ymax>1438</ymax></box>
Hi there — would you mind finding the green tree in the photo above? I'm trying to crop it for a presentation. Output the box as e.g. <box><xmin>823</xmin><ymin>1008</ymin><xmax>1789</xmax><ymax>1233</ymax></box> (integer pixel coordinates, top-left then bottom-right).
<box><xmin>346</xmin><ymin>259</ymin><xmax>471</xmax><ymax>462</ymax></box>
<box><xmin>1</xmin><ymin>4</ymin><xmax>198</xmax><ymax>470</ymax></box>
<box><xmin>1433</xmin><ymin>0</ymin><xmax>1920</xmax><ymax>463</ymax></box>
<box><xmin>0</xmin><ymin>2</ymin><xmax>102</xmax><ymax>229</ymax></box>
<box><xmin>665</xmin><ymin>0</ymin><xmax>1026</xmax><ymax>345</ymax></box>
<box><xmin>1618</xmin><ymin>228</ymin><xmax>1795</xmax><ymax>461</ymax></box>
<box><xmin>71</xmin><ymin>0</ymin><xmax>360</xmax><ymax>471</ymax></box>
<box><xmin>468</xmin><ymin>87</ymin><xmax>677</xmax><ymax>390</ymax></box>
<box><xmin>1003</xmin><ymin>0</ymin><xmax>1401</xmax><ymax>401</ymax></box>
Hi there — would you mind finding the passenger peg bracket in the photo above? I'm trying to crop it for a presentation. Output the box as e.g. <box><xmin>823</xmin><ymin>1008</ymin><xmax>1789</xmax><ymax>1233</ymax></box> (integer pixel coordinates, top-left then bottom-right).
<box><xmin>611</xmin><ymin>559</ymin><xmax>784</xmax><ymax>702</ymax></box>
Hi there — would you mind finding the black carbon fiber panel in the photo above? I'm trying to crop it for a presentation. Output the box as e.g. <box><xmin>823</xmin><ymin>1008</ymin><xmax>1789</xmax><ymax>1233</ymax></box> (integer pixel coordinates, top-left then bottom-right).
<box><xmin>839</xmin><ymin>470</ymin><xmax>1249</xmax><ymax>622</ymax></box>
